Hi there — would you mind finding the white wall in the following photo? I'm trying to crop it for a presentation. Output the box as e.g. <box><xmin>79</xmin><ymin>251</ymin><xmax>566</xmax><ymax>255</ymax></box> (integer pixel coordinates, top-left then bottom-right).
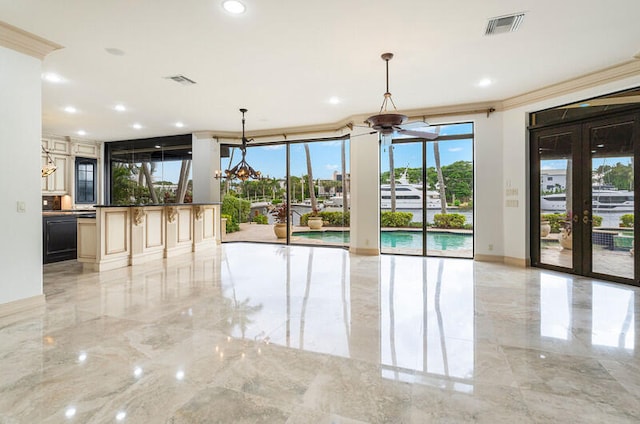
<box><xmin>350</xmin><ymin>132</ymin><xmax>380</xmax><ymax>254</ymax></box>
<box><xmin>192</xmin><ymin>134</ymin><xmax>220</xmax><ymax>203</ymax></box>
<box><xmin>501</xmin><ymin>74</ymin><xmax>640</xmax><ymax>262</ymax></box>
<box><xmin>0</xmin><ymin>46</ymin><xmax>43</xmax><ymax>304</ymax></box>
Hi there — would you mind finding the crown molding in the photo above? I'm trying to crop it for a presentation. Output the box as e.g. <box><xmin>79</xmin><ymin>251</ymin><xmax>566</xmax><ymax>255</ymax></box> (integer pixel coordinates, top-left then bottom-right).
<box><xmin>503</xmin><ymin>59</ymin><xmax>640</xmax><ymax>110</ymax></box>
<box><xmin>0</xmin><ymin>20</ymin><xmax>63</xmax><ymax>59</ymax></box>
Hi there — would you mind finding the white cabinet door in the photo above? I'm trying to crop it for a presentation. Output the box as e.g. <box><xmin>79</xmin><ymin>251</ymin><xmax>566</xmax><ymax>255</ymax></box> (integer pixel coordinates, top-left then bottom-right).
<box><xmin>42</xmin><ymin>154</ymin><xmax>68</xmax><ymax>193</ymax></box>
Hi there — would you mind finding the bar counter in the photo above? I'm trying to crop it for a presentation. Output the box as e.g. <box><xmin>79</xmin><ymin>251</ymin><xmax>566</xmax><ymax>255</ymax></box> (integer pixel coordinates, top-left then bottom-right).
<box><xmin>77</xmin><ymin>203</ymin><xmax>221</xmax><ymax>271</ymax></box>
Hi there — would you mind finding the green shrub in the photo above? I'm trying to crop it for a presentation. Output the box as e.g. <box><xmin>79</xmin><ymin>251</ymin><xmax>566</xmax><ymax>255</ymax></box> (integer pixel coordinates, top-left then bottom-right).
<box><xmin>620</xmin><ymin>214</ymin><xmax>634</xmax><ymax>228</ymax></box>
<box><xmin>221</xmin><ymin>194</ymin><xmax>251</xmax><ymax>223</ymax></box>
<box><xmin>252</xmin><ymin>214</ymin><xmax>268</xmax><ymax>224</ymax></box>
<box><xmin>221</xmin><ymin>213</ymin><xmax>239</xmax><ymax>233</ymax></box>
<box><xmin>541</xmin><ymin>213</ymin><xmax>567</xmax><ymax>233</ymax></box>
<box><xmin>381</xmin><ymin>211</ymin><xmax>413</xmax><ymax>227</ymax></box>
<box><xmin>592</xmin><ymin>215</ymin><xmax>602</xmax><ymax>227</ymax></box>
<box><xmin>433</xmin><ymin>213</ymin><xmax>466</xmax><ymax>229</ymax></box>
<box><xmin>300</xmin><ymin>211</ymin><xmax>349</xmax><ymax>226</ymax></box>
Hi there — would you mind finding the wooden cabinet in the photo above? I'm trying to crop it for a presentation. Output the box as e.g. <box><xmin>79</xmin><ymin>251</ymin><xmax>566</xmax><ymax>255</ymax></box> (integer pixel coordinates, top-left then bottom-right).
<box><xmin>43</xmin><ymin>214</ymin><xmax>77</xmax><ymax>263</ymax></box>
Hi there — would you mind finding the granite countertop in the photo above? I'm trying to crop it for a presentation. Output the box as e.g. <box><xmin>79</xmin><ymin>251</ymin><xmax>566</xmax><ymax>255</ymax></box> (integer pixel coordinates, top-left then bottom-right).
<box><xmin>42</xmin><ymin>210</ymin><xmax>96</xmax><ymax>217</ymax></box>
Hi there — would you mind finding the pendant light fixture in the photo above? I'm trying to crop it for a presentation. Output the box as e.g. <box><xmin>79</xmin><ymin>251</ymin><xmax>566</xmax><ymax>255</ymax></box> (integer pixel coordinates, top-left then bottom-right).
<box><xmin>41</xmin><ymin>145</ymin><xmax>57</xmax><ymax>177</ymax></box>
<box><xmin>224</xmin><ymin>108</ymin><xmax>262</xmax><ymax>181</ymax></box>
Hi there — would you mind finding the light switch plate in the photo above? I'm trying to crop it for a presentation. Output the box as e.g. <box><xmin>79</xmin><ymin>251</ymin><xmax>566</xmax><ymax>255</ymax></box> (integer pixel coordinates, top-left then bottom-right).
<box><xmin>17</xmin><ymin>201</ymin><xmax>26</xmax><ymax>213</ymax></box>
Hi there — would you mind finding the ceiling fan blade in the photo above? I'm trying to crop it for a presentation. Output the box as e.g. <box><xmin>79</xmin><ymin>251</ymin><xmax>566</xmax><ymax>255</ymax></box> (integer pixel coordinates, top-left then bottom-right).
<box><xmin>397</xmin><ymin>126</ymin><xmax>440</xmax><ymax>140</ymax></box>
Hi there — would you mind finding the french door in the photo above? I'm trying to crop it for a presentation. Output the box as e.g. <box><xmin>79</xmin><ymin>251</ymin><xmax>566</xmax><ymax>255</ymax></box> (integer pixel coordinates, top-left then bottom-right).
<box><xmin>531</xmin><ymin>112</ymin><xmax>640</xmax><ymax>285</ymax></box>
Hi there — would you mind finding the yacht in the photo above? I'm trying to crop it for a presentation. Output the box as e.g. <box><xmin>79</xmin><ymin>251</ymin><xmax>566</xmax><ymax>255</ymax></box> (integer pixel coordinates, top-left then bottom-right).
<box><xmin>380</xmin><ymin>170</ymin><xmax>443</xmax><ymax>209</ymax></box>
<box><xmin>541</xmin><ymin>185</ymin><xmax>634</xmax><ymax>212</ymax></box>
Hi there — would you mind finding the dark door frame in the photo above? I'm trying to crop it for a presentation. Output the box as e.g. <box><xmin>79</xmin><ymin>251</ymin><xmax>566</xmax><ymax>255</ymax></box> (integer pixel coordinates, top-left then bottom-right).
<box><xmin>530</xmin><ymin>109</ymin><xmax>640</xmax><ymax>286</ymax></box>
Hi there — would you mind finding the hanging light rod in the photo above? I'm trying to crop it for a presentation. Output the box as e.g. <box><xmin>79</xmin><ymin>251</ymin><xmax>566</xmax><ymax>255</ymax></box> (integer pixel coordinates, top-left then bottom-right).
<box><xmin>221</xmin><ymin>108</ymin><xmax>262</xmax><ymax>181</ymax></box>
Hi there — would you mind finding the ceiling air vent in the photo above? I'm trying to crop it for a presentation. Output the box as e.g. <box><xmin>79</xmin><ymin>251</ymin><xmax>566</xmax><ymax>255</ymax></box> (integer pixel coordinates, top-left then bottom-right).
<box><xmin>485</xmin><ymin>12</ymin><xmax>525</xmax><ymax>35</ymax></box>
<box><xmin>164</xmin><ymin>75</ymin><xmax>197</xmax><ymax>86</ymax></box>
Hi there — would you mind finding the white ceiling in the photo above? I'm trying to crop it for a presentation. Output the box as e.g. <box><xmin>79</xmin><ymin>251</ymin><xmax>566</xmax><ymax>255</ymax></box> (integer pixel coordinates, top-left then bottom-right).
<box><xmin>1</xmin><ymin>0</ymin><xmax>640</xmax><ymax>141</ymax></box>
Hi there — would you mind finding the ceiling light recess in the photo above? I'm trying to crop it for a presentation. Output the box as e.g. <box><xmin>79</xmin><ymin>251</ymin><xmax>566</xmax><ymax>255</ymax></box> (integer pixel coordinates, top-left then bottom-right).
<box><xmin>222</xmin><ymin>0</ymin><xmax>246</xmax><ymax>14</ymax></box>
<box><xmin>485</xmin><ymin>12</ymin><xmax>525</xmax><ymax>35</ymax></box>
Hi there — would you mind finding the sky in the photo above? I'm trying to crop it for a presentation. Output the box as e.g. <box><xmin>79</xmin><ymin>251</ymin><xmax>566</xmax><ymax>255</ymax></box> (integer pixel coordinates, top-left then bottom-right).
<box><xmin>158</xmin><ymin>122</ymin><xmax>474</xmax><ymax>183</ymax></box>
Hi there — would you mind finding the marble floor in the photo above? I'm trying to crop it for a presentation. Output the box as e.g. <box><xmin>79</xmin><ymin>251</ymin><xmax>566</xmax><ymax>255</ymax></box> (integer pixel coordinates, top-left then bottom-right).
<box><xmin>1</xmin><ymin>243</ymin><xmax>639</xmax><ymax>423</ymax></box>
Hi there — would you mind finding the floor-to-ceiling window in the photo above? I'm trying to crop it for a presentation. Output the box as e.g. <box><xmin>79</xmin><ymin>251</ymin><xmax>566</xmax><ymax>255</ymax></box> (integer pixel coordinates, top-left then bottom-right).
<box><xmin>220</xmin><ymin>137</ymin><xmax>350</xmax><ymax>248</ymax></box>
<box><xmin>531</xmin><ymin>87</ymin><xmax>639</xmax><ymax>286</ymax></box>
<box><xmin>380</xmin><ymin>123</ymin><xmax>474</xmax><ymax>258</ymax></box>
<box><xmin>105</xmin><ymin>135</ymin><xmax>193</xmax><ymax>205</ymax></box>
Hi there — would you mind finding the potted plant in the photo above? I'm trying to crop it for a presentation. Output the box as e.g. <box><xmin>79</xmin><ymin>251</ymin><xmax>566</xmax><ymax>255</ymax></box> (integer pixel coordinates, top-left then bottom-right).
<box><xmin>271</xmin><ymin>203</ymin><xmax>289</xmax><ymax>239</ymax></box>
<box><xmin>307</xmin><ymin>207</ymin><xmax>323</xmax><ymax>230</ymax></box>
<box><xmin>559</xmin><ymin>213</ymin><xmax>572</xmax><ymax>250</ymax></box>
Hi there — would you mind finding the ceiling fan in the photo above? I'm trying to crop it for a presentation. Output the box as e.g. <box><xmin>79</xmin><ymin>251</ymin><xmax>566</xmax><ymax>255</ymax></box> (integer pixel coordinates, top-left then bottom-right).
<box><xmin>358</xmin><ymin>52</ymin><xmax>440</xmax><ymax>141</ymax></box>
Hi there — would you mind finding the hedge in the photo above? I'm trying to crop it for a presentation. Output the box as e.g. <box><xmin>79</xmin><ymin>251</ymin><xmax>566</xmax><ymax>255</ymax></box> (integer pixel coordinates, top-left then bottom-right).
<box><xmin>433</xmin><ymin>213</ymin><xmax>466</xmax><ymax>229</ymax></box>
<box><xmin>221</xmin><ymin>213</ymin><xmax>239</xmax><ymax>233</ymax></box>
<box><xmin>380</xmin><ymin>211</ymin><xmax>413</xmax><ymax>227</ymax></box>
<box><xmin>300</xmin><ymin>211</ymin><xmax>350</xmax><ymax>226</ymax></box>
<box><xmin>252</xmin><ymin>214</ymin><xmax>268</xmax><ymax>224</ymax></box>
<box><xmin>620</xmin><ymin>214</ymin><xmax>634</xmax><ymax>228</ymax></box>
<box><xmin>221</xmin><ymin>195</ymin><xmax>251</xmax><ymax>224</ymax></box>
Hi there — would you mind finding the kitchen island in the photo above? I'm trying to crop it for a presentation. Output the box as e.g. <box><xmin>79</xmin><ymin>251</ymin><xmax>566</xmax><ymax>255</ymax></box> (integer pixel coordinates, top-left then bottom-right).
<box><xmin>77</xmin><ymin>203</ymin><xmax>221</xmax><ymax>271</ymax></box>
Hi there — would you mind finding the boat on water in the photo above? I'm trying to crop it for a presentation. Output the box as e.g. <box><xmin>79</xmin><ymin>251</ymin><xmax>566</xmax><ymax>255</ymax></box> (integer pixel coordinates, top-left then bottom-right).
<box><xmin>541</xmin><ymin>185</ymin><xmax>634</xmax><ymax>212</ymax></box>
<box><xmin>380</xmin><ymin>169</ymin><xmax>443</xmax><ymax>209</ymax></box>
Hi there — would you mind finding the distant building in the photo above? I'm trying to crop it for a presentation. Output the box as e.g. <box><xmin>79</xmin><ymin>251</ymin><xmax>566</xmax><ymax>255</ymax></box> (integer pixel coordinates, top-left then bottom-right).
<box><xmin>540</xmin><ymin>169</ymin><xmax>566</xmax><ymax>192</ymax></box>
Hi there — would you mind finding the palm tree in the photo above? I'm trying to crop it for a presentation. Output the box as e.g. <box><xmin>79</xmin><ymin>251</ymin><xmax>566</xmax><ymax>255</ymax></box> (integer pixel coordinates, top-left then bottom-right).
<box><xmin>304</xmin><ymin>143</ymin><xmax>318</xmax><ymax>214</ymax></box>
<box><xmin>433</xmin><ymin>140</ymin><xmax>447</xmax><ymax>214</ymax></box>
<box><xmin>341</xmin><ymin>139</ymin><xmax>349</xmax><ymax>217</ymax></box>
<box><xmin>140</xmin><ymin>161</ymin><xmax>158</xmax><ymax>203</ymax></box>
<box><xmin>388</xmin><ymin>144</ymin><xmax>397</xmax><ymax>212</ymax></box>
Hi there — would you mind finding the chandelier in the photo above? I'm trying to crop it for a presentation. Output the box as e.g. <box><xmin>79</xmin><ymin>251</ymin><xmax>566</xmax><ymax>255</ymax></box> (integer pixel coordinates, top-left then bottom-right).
<box><xmin>41</xmin><ymin>145</ymin><xmax>57</xmax><ymax>177</ymax></box>
<box><xmin>224</xmin><ymin>108</ymin><xmax>262</xmax><ymax>181</ymax></box>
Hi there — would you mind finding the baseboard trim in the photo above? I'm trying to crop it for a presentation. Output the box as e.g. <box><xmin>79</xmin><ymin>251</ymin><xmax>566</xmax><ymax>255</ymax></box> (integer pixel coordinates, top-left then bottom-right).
<box><xmin>349</xmin><ymin>247</ymin><xmax>380</xmax><ymax>256</ymax></box>
<box><xmin>474</xmin><ymin>254</ymin><xmax>530</xmax><ymax>268</ymax></box>
<box><xmin>504</xmin><ymin>256</ymin><xmax>530</xmax><ymax>267</ymax></box>
<box><xmin>0</xmin><ymin>294</ymin><xmax>45</xmax><ymax>318</ymax></box>
<box><xmin>474</xmin><ymin>254</ymin><xmax>504</xmax><ymax>263</ymax></box>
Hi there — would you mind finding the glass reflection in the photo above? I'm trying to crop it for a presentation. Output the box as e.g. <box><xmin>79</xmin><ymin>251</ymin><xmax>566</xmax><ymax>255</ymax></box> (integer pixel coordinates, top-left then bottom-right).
<box><xmin>381</xmin><ymin>257</ymin><xmax>474</xmax><ymax>383</ymax></box>
<box><xmin>540</xmin><ymin>273</ymin><xmax>572</xmax><ymax>340</ymax></box>
<box><xmin>592</xmin><ymin>283</ymin><xmax>635</xmax><ymax>350</ymax></box>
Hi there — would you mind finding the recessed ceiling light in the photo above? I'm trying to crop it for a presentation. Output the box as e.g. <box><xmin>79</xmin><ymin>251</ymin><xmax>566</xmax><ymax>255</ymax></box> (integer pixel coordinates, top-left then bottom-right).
<box><xmin>64</xmin><ymin>106</ymin><xmax>77</xmax><ymax>114</ymax></box>
<box><xmin>154</xmin><ymin>145</ymin><xmax>161</xmax><ymax>149</ymax></box>
<box><xmin>132</xmin><ymin>123</ymin><xmax>142</xmax><ymax>130</ymax></box>
<box><xmin>42</xmin><ymin>72</ymin><xmax>63</xmax><ymax>83</ymax></box>
<box><xmin>175</xmin><ymin>122</ymin><xmax>185</xmax><ymax>128</ymax></box>
<box><xmin>114</xmin><ymin>104</ymin><xmax>126</xmax><ymax>112</ymax></box>
<box><xmin>222</xmin><ymin>0</ymin><xmax>246</xmax><ymax>14</ymax></box>
<box><xmin>77</xmin><ymin>130</ymin><xmax>86</xmax><ymax>136</ymax></box>
<box><xmin>115</xmin><ymin>411</ymin><xmax>127</xmax><ymax>421</ymax></box>
<box><xmin>329</xmin><ymin>96</ymin><xmax>341</xmax><ymax>105</ymax></box>
<box><xmin>477</xmin><ymin>78</ymin><xmax>492</xmax><ymax>87</ymax></box>
<box><xmin>65</xmin><ymin>407</ymin><xmax>76</xmax><ymax>418</ymax></box>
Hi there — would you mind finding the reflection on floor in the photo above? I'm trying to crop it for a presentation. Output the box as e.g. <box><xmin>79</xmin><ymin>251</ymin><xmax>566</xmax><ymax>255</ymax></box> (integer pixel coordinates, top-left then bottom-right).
<box><xmin>540</xmin><ymin>242</ymin><xmax>634</xmax><ymax>279</ymax></box>
<box><xmin>1</xmin><ymin>243</ymin><xmax>639</xmax><ymax>423</ymax></box>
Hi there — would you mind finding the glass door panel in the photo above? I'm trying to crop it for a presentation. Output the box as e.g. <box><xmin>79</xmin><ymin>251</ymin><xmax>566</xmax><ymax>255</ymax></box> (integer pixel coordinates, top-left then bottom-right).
<box><xmin>221</xmin><ymin>144</ymin><xmax>287</xmax><ymax>244</ymax></box>
<box><xmin>589</xmin><ymin>121</ymin><xmax>635</xmax><ymax>279</ymax></box>
<box><xmin>380</xmin><ymin>141</ymin><xmax>424</xmax><ymax>255</ymax></box>
<box><xmin>289</xmin><ymin>140</ymin><xmax>350</xmax><ymax>248</ymax></box>
<box><xmin>537</xmin><ymin>131</ymin><xmax>575</xmax><ymax>269</ymax></box>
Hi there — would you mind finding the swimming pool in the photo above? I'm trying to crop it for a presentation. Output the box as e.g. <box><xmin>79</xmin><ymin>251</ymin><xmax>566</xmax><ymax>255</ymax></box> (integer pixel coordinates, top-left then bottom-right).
<box><xmin>293</xmin><ymin>230</ymin><xmax>472</xmax><ymax>251</ymax></box>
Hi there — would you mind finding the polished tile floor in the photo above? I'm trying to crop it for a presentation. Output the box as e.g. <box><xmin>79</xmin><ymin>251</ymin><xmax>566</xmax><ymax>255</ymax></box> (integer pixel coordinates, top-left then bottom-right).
<box><xmin>1</xmin><ymin>243</ymin><xmax>639</xmax><ymax>423</ymax></box>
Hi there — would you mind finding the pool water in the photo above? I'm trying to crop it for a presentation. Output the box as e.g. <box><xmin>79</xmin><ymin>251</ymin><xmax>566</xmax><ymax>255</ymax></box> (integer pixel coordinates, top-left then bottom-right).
<box><xmin>293</xmin><ymin>230</ymin><xmax>472</xmax><ymax>250</ymax></box>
